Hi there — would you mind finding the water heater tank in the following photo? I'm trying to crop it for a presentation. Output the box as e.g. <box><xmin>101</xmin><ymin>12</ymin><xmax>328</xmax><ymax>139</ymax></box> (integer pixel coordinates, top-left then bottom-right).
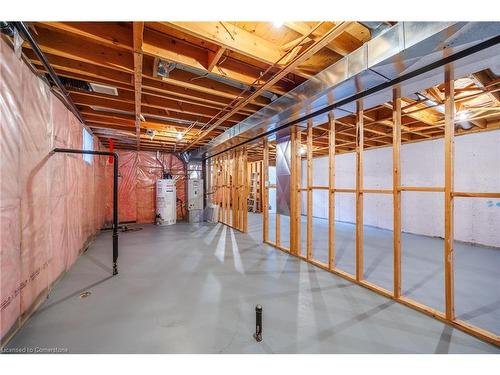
<box><xmin>156</xmin><ymin>179</ymin><xmax>176</xmax><ymax>226</ymax></box>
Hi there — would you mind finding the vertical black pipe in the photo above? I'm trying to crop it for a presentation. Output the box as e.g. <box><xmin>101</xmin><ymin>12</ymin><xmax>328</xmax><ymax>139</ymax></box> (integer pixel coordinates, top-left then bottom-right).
<box><xmin>52</xmin><ymin>148</ymin><xmax>119</xmax><ymax>275</ymax></box>
<box><xmin>112</xmin><ymin>154</ymin><xmax>119</xmax><ymax>275</ymax></box>
<box><xmin>202</xmin><ymin>159</ymin><xmax>208</xmax><ymax>209</ymax></box>
<box><xmin>255</xmin><ymin>304</ymin><xmax>262</xmax><ymax>342</ymax></box>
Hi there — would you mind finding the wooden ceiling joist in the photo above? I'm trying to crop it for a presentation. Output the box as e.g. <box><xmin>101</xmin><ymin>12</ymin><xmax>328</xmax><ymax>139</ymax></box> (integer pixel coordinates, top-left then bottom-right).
<box><xmin>283</xmin><ymin>21</ymin><xmax>368</xmax><ymax>56</ymax></box>
<box><xmin>30</xmin><ymin>27</ymin><xmax>134</xmax><ymax>73</ymax></box>
<box><xmin>133</xmin><ymin>21</ymin><xmax>144</xmax><ymax>149</ymax></box>
<box><xmin>35</xmin><ymin>22</ymin><xmax>133</xmax><ymax>52</ymax></box>
<box><xmin>69</xmin><ymin>89</ymin><xmax>248</xmax><ymax>123</ymax></box>
<box><xmin>184</xmin><ymin>21</ymin><xmax>352</xmax><ymax>151</ymax></box>
<box><xmin>166</xmin><ymin>22</ymin><xmax>283</xmax><ymax>64</ymax></box>
<box><xmin>207</xmin><ymin>46</ymin><xmax>226</xmax><ymax>72</ymax></box>
<box><xmin>142</xmin><ymin>27</ymin><xmax>291</xmax><ymax>95</ymax></box>
<box><xmin>27</xmin><ymin>51</ymin><xmax>269</xmax><ymax>114</ymax></box>
<box><xmin>22</xmin><ymin>21</ymin><xmax>499</xmax><ymax>152</ymax></box>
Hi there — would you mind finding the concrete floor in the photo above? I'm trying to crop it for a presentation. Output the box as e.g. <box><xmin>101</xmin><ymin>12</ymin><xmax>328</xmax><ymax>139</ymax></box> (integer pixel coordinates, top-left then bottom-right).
<box><xmin>264</xmin><ymin>213</ymin><xmax>500</xmax><ymax>336</ymax></box>
<box><xmin>6</xmin><ymin>215</ymin><xmax>500</xmax><ymax>353</ymax></box>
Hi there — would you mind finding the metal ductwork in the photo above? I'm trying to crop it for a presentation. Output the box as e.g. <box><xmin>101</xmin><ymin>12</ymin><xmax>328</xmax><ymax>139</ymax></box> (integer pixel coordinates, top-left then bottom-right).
<box><xmin>156</xmin><ymin>58</ymin><xmax>277</xmax><ymax>100</ymax></box>
<box><xmin>205</xmin><ymin>22</ymin><xmax>500</xmax><ymax>158</ymax></box>
<box><xmin>359</xmin><ymin>22</ymin><xmax>393</xmax><ymax>38</ymax></box>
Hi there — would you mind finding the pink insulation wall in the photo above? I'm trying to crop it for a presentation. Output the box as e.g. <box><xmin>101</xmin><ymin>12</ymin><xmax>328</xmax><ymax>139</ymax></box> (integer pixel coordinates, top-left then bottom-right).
<box><xmin>0</xmin><ymin>38</ymin><xmax>109</xmax><ymax>345</ymax></box>
<box><xmin>107</xmin><ymin>150</ymin><xmax>187</xmax><ymax>224</ymax></box>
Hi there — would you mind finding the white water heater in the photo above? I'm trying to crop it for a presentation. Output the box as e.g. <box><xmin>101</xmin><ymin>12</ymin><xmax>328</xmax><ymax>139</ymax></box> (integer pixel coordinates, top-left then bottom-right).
<box><xmin>156</xmin><ymin>178</ymin><xmax>176</xmax><ymax>225</ymax></box>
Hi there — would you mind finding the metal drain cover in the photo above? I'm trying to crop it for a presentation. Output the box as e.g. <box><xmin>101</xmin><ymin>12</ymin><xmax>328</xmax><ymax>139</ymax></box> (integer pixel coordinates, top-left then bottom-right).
<box><xmin>79</xmin><ymin>291</ymin><xmax>91</xmax><ymax>299</ymax></box>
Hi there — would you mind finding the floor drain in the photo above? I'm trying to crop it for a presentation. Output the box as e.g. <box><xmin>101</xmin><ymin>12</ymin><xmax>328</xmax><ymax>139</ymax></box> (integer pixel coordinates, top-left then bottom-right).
<box><xmin>79</xmin><ymin>291</ymin><xmax>91</xmax><ymax>299</ymax></box>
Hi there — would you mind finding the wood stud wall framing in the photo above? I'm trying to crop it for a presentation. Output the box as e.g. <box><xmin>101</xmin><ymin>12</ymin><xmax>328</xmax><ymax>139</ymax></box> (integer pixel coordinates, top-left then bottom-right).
<box><xmin>328</xmin><ymin>112</ymin><xmax>336</xmax><ymax>270</ymax></box>
<box><xmin>355</xmin><ymin>100</ymin><xmax>364</xmax><ymax>282</ymax></box>
<box><xmin>249</xmin><ymin>64</ymin><xmax>499</xmax><ymax>346</ymax></box>
<box><xmin>210</xmin><ymin>147</ymin><xmax>249</xmax><ymax>232</ymax></box>
<box><xmin>393</xmin><ymin>86</ymin><xmax>402</xmax><ymax>299</ymax></box>
<box><xmin>307</xmin><ymin>120</ymin><xmax>313</xmax><ymax>261</ymax></box>
<box><xmin>444</xmin><ymin>65</ymin><xmax>456</xmax><ymax>321</ymax></box>
<box><xmin>247</xmin><ymin>160</ymin><xmax>264</xmax><ymax>213</ymax></box>
<box><xmin>263</xmin><ymin>139</ymin><xmax>269</xmax><ymax>243</ymax></box>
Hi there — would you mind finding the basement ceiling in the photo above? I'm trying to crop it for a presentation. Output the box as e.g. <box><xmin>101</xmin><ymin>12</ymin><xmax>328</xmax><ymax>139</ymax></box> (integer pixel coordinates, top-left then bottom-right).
<box><xmin>17</xmin><ymin>21</ymin><xmax>500</xmax><ymax>154</ymax></box>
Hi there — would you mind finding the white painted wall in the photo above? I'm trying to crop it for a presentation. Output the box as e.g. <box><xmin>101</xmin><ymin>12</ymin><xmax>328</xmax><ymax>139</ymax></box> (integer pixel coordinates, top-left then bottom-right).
<box><xmin>299</xmin><ymin>130</ymin><xmax>500</xmax><ymax>247</ymax></box>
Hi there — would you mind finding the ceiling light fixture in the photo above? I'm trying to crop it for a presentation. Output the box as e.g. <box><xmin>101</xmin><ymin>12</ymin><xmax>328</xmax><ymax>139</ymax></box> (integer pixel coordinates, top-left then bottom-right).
<box><xmin>146</xmin><ymin>129</ymin><xmax>156</xmax><ymax>140</ymax></box>
<box><xmin>273</xmin><ymin>21</ymin><xmax>284</xmax><ymax>28</ymax></box>
<box><xmin>176</xmin><ymin>131</ymin><xmax>184</xmax><ymax>140</ymax></box>
<box><xmin>300</xmin><ymin>145</ymin><xmax>307</xmax><ymax>155</ymax></box>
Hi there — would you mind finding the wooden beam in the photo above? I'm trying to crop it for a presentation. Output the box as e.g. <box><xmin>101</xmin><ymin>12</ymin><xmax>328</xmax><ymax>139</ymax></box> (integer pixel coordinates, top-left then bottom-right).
<box><xmin>165</xmin><ymin>22</ymin><xmax>283</xmax><ymax>66</ymax></box>
<box><xmin>289</xmin><ymin>126</ymin><xmax>300</xmax><ymax>256</ymax></box>
<box><xmin>36</xmin><ymin>22</ymin><xmax>133</xmax><ymax>51</ymax></box>
<box><xmin>28</xmin><ymin>48</ymin><xmax>271</xmax><ymax>109</ymax></box>
<box><xmin>393</xmin><ymin>86</ymin><xmax>402</xmax><ymax>298</ymax></box>
<box><xmin>142</xmin><ymin>87</ymin><xmax>255</xmax><ymax>116</ymax></box>
<box><xmin>207</xmin><ymin>46</ymin><xmax>226</xmax><ymax>72</ymax></box>
<box><xmin>80</xmin><ymin>110</ymin><xmax>223</xmax><ymax>135</ymax></box>
<box><xmin>328</xmin><ymin>112</ymin><xmax>336</xmax><ymax>270</ymax></box>
<box><xmin>276</xmin><ymin>211</ymin><xmax>281</xmax><ymax>248</ymax></box>
<box><xmin>25</xmin><ymin>49</ymin><xmax>134</xmax><ymax>87</ymax></box>
<box><xmin>29</xmin><ymin>27</ymin><xmax>134</xmax><ymax>73</ymax></box>
<box><xmin>296</xmin><ymin>129</ymin><xmax>302</xmax><ymax>256</ymax></box>
<box><xmin>306</xmin><ymin>120</ymin><xmax>313</xmax><ymax>260</ymax></box>
<box><xmin>133</xmin><ymin>22</ymin><xmax>144</xmax><ymax>149</ymax></box>
<box><xmin>471</xmin><ymin>70</ymin><xmax>500</xmax><ymax>102</ymax></box>
<box><xmin>444</xmin><ymin>65</ymin><xmax>455</xmax><ymax>321</ymax></box>
<box><xmin>222</xmin><ymin>153</ymin><xmax>227</xmax><ymax>225</ymax></box>
<box><xmin>71</xmin><ymin>92</ymin><xmax>241</xmax><ymax>126</ymax></box>
<box><xmin>232</xmin><ymin>150</ymin><xmax>237</xmax><ymax>229</ymax></box>
<box><xmin>401</xmin><ymin>99</ymin><xmax>442</xmax><ymax>126</ymax></box>
<box><xmin>242</xmin><ymin>149</ymin><xmax>249</xmax><ymax>232</ymax></box>
<box><xmin>142</xmin><ymin>27</ymin><xmax>290</xmax><ymax>95</ymax></box>
<box><xmin>143</xmin><ymin>61</ymin><xmax>271</xmax><ymax>107</ymax></box>
<box><xmin>355</xmin><ymin>100</ymin><xmax>364</xmax><ymax>282</ymax></box>
<box><xmin>184</xmin><ymin>22</ymin><xmax>351</xmax><ymax>151</ymax></box>
<box><xmin>283</xmin><ymin>21</ymin><xmax>362</xmax><ymax>56</ymax></box>
<box><xmin>263</xmin><ymin>139</ymin><xmax>269</xmax><ymax>243</ymax></box>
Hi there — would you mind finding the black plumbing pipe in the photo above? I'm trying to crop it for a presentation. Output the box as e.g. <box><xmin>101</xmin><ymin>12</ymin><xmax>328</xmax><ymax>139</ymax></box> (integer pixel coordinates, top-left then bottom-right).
<box><xmin>52</xmin><ymin>148</ymin><xmax>119</xmax><ymax>275</ymax></box>
<box><xmin>201</xmin><ymin>159</ymin><xmax>208</xmax><ymax>209</ymax></box>
<box><xmin>255</xmin><ymin>304</ymin><xmax>263</xmax><ymax>342</ymax></box>
<box><xmin>0</xmin><ymin>21</ymin><xmax>15</xmax><ymax>36</ymax></box>
<box><xmin>10</xmin><ymin>22</ymin><xmax>86</xmax><ymax>125</ymax></box>
<box><xmin>203</xmin><ymin>34</ymin><xmax>500</xmax><ymax>161</ymax></box>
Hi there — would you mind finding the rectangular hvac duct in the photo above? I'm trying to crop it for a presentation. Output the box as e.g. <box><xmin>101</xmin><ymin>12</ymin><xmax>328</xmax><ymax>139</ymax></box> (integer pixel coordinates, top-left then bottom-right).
<box><xmin>276</xmin><ymin>128</ymin><xmax>292</xmax><ymax>216</ymax></box>
<box><xmin>205</xmin><ymin>22</ymin><xmax>500</xmax><ymax>157</ymax></box>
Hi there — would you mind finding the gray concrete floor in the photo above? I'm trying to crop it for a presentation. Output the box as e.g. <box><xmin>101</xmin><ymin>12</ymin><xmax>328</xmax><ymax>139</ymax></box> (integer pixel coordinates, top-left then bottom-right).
<box><xmin>6</xmin><ymin>215</ymin><xmax>500</xmax><ymax>353</ymax></box>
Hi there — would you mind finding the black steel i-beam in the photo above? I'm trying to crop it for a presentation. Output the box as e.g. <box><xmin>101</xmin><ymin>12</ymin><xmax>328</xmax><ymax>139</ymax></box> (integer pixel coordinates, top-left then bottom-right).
<box><xmin>52</xmin><ymin>148</ymin><xmax>119</xmax><ymax>275</ymax></box>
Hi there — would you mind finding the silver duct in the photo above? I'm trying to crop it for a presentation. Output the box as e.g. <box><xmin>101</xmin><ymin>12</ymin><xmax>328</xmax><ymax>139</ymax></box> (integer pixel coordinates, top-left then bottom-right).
<box><xmin>205</xmin><ymin>22</ymin><xmax>500</xmax><ymax>157</ymax></box>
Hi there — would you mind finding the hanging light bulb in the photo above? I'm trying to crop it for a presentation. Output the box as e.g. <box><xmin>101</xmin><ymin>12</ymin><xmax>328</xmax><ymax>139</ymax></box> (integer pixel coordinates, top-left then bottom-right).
<box><xmin>176</xmin><ymin>131</ymin><xmax>183</xmax><ymax>140</ymax></box>
<box><xmin>273</xmin><ymin>21</ymin><xmax>284</xmax><ymax>28</ymax></box>
<box><xmin>300</xmin><ymin>145</ymin><xmax>307</xmax><ymax>155</ymax></box>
